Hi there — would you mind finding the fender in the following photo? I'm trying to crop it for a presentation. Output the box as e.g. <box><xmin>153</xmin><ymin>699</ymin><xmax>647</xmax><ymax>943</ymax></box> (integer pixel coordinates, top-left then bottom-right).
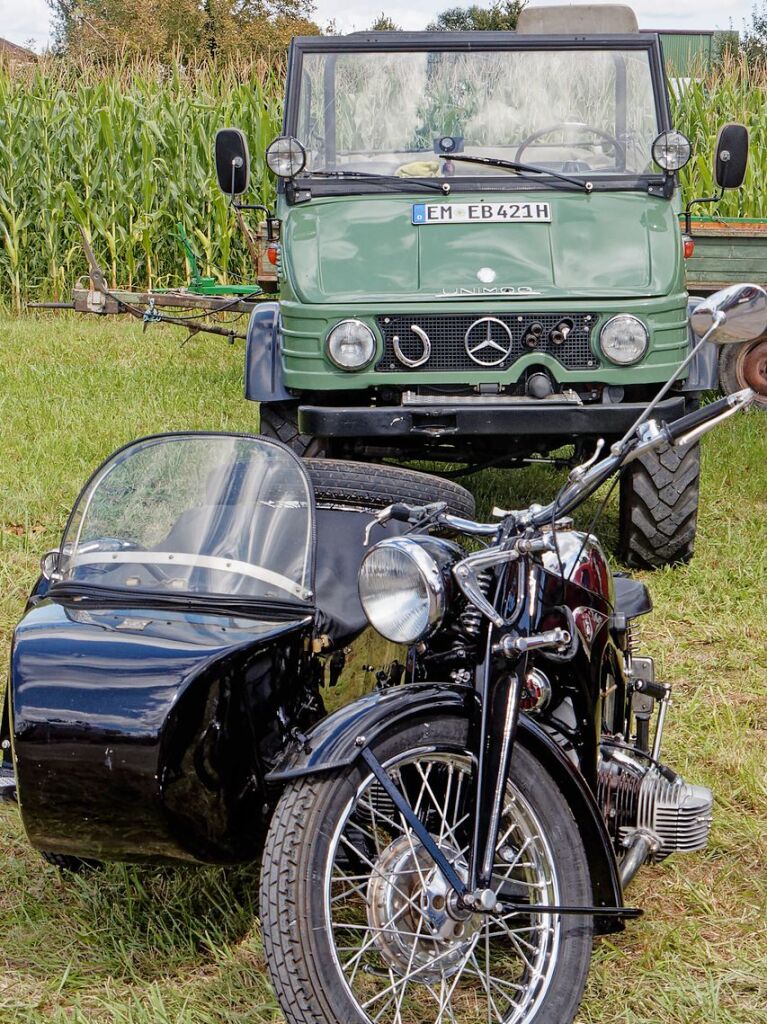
<box><xmin>267</xmin><ymin>682</ymin><xmax>624</xmax><ymax>933</ymax></box>
<box><xmin>244</xmin><ymin>301</ymin><xmax>291</xmax><ymax>402</ymax></box>
<box><xmin>684</xmin><ymin>294</ymin><xmax>719</xmax><ymax>391</ymax></box>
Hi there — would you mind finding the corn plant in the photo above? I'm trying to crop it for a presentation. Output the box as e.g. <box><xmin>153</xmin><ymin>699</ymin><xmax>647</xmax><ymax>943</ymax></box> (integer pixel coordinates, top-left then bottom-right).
<box><xmin>0</xmin><ymin>54</ymin><xmax>283</xmax><ymax>306</ymax></box>
<box><xmin>0</xmin><ymin>50</ymin><xmax>766</xmax><ymax>307</ymax></box>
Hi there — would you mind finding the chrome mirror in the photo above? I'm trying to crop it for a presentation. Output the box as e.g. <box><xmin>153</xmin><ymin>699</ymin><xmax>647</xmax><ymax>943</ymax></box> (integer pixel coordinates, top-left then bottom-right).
<box><xmin>689</xmin><ymin>283</ymin><xmax>767</xmax><ymax>345</ymax></box>
<box><xmin>40</xmin><ymin>549</ymin><xmax>60</xmax><ymax>581</ymax></box>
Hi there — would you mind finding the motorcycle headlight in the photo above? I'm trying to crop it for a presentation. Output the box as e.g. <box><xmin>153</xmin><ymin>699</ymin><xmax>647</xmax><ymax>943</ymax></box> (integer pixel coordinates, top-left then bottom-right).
<box><xmin>598</xmin><ymin>315</ymin><xmax>649</xmax><ymax>366</ymax></box>
<box><xmin>358</xmin><ymin>536</ymin><xmax>457</xmax><ymax>644</ymax></box>
<box><xmin>651</xmin><ymin>130</ymin><xmax>691</xmax><ymax>172</ymax></box>
<box><xmin>326</xmin><ymin>319</ymin><xmax>376</xmax><ymax>371</ymax></box>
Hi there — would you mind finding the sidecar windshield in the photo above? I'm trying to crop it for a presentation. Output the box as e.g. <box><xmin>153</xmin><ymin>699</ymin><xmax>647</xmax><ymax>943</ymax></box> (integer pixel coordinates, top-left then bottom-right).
<box><xmin>55</xmin><ymin>434</ymin><xmax>314</xmax><ymax>605</ymax></box>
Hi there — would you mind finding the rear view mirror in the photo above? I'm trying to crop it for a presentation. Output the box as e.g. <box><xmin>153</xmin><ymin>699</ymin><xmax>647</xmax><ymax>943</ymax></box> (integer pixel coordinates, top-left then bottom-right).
<box><xmin>215</xmin><ymin>128</ymin><xmax>250</xmax><ymax>196</ymax></box>
<box><xmin>714</xmin><ymin>123</ymin><xmax>748</xmax><ymax>190</ymax></box>
<box><xmin>689</xmin><ymin>283</ymin><xmax>767</xmax><ymax>345</ymax></box>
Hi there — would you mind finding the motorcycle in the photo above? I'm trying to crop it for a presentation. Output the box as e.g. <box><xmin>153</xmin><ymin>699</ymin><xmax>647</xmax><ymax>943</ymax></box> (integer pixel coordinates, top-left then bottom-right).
<box><xmin>0</xmin><ymin>284</ymin><xmax>763</xmax><ymax>1024</ymax></box>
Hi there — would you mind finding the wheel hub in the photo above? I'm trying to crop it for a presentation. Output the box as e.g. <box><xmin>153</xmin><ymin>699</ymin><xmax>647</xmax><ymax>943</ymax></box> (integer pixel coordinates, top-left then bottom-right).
<box><xmin>366</xmin><ymin>835</ymin><xmax>481</xmax><ymax>979</ymax></box>
<box><xmin>740</xmin><ymin>338</ymin><xmax>767</xmax><ymax>399</ymax></box>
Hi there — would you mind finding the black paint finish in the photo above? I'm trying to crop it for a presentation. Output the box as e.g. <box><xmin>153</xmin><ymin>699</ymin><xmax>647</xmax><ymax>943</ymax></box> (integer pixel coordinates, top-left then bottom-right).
<box><xmin>11</xmin><ymin>599</ymin><xmax>311</xmax><ymax>863</ymax></box>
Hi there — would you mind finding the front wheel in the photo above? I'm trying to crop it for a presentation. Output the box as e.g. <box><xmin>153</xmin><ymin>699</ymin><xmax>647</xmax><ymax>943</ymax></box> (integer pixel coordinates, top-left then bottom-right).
<box><xmin>260</xmin><ymin>716</ymin><xmax>593</xmax><ymax>1024</ymax></box>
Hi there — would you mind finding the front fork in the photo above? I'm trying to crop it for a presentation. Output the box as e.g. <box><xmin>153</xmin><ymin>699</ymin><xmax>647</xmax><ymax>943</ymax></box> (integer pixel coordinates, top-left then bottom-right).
<box><xmin>360</xmin><ymin>559</ymin><xmax>637</xmax><ymax>922</ymax></box>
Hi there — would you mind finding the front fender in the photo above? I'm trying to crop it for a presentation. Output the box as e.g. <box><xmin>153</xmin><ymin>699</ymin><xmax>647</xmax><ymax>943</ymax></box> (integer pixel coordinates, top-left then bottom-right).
<box><xmin>267</xmin><ymin>682</ymin><xmax>624</xmax><ymax>932</ymax></box>
<box><xmin>244</xmin><ymin>301</ymin><xmax>291</xmax><ymax>402</ymax></box>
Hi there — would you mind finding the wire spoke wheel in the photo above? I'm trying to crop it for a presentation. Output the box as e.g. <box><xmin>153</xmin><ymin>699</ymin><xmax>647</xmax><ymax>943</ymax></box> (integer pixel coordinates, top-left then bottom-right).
<box><xmin>326</xmin><ymin>751</ymin><xmax>559</xmax><ymax>1024</ymax></box>
<box><xmin>260</xmin><ymin>717</ymin><xmax>593</xmax><ymax>1024</ymax></box>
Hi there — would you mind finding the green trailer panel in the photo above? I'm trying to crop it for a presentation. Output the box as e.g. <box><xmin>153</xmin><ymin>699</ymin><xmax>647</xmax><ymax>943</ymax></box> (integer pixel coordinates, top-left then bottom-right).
<box><xmin>682</xmin><ymin>217</ymin><xmax>767</xmax><ymax>294</ymax></box>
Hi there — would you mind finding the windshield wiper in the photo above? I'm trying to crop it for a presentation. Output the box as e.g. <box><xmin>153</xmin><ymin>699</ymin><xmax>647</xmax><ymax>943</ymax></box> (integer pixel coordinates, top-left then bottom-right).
<box><xmin>446</xmin><ymin>155</ymin><xmax>592</xmax><ymax>193</ymax></box>
<box><xmin>305</xmin><ymin>170</ymin><xmax>450</xmax><ymax>194</ymax></box>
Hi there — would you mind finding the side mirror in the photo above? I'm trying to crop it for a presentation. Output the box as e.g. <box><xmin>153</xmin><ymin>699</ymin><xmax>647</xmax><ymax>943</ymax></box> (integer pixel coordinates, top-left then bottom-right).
<box><xmin>714</xmin><ymin>123</ymin><xmax>748</xmax><ymax>190</ymax></box>
<box><xmin>215</xmin><ymin>127</ymin><xmax>250</xmax><ymax>196</ymax></box>
<box><xmin>689</xmin><ymin>283</ymin><xmax>767</xmax><ymax>345</ymax></box>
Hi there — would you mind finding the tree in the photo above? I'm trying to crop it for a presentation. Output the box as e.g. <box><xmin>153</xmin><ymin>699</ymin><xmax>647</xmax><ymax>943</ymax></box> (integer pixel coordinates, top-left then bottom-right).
<box><xmin>46</xmin><ymin>0</ymin><xmax>320</xmax><ymax>59</ymax></box>
<box><xmin>427</xmin><ymin>0</ymin><xmax>526</xmax><ymax>31</ymax></box>
<box><xmin>743</xmin><ymin>1</ymin><xmax>767</xmax><ymax>62</ymax></box>
<box><xmin>370</xmin><ymin>13</ymin><xmax>401</xmax><ymax>31</ymax></box>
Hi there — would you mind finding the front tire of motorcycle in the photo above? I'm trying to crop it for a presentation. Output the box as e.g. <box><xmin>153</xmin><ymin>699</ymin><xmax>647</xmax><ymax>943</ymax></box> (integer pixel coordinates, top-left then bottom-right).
<box><xmin>260</xmin><ymin>715</ymin><xmax>593</xmax><ymax>1024</ymax></box>
<box><xmin>618</xmin><ymin>440</ymin><xmax>700</xmax><ymax>569</ymax></box>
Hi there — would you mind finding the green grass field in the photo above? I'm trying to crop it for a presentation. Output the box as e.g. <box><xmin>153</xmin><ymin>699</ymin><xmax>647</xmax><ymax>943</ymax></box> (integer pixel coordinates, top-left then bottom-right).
<box><xmin>1</xmin><ymin>314</ymin><xmax>766</xmax><ymax>1023</ymax></box>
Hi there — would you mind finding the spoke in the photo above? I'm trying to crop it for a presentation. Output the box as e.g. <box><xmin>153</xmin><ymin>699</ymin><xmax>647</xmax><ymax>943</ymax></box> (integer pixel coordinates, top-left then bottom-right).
<box><xmin>492</xmin><ymin>837</ymin><xmax>534</xmax><ymax>895</ymax></box>
<box><xmin>390</xmin><ymin>915</ymin><xmax>425</xmax><ymax>1024</ymax></box>
<box><xmin>358</xmin><ymin>795</ymin><xmax>406</xmax><ymax>838</ymax></box>
<box><xmin>338</xmin><ymin>833</ymin><xmax>424</xmax><ymax>921</ymax></box>
<box><xmin>467</xmin><ymin>949</ymin><xmax>507</xmax><ymax>1024</ymax></box>
<box><xmin>433</xmin><ymin>937</ymin><xmax>479</xmax><ymax>1024</ymax></box>
<box><xmin>414</xmin><ymin>762</ymin><xmax>466</xmax><ymax>852</ymax></box>
<box><xmin>360</xmin><ymin>937</ymin><xmax>479</xmax><ymax>1012</ymax></box>
<box><xmin>333</xmin><ymin>922</ymin><xmax>426</xmax><ymax>939</ymax></box>
<box><xmin>437</xmin><ymin>762</ymin><xmax>455</xmax><ymax>847</ymax></box>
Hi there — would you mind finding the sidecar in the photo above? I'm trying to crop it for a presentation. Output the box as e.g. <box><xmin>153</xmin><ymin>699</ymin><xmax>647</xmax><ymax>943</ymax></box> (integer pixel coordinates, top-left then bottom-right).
<box><xmin>1</xmin><ymin>432</ymin><xmax>433</xmax><ymax>865</ymax></box>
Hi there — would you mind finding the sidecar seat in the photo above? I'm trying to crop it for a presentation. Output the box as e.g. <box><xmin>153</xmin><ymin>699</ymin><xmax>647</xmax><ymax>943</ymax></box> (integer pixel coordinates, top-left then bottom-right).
<box><xmin>612</xmin><ymin>574</ymin><xmax>652</xmax><ymax>620</ymax></box>
<box><xmin>314</xmin><ymin>508</ymin><xmax>408</xmax><ymax>648</ymax></box>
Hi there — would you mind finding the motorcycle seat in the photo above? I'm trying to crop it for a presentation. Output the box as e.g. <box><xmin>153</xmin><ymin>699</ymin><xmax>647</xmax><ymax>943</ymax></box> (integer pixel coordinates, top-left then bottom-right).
<box><xmin>612</xmin><ymin>574</ymin><xmax>652</xmax><ymax>620</ymax></box>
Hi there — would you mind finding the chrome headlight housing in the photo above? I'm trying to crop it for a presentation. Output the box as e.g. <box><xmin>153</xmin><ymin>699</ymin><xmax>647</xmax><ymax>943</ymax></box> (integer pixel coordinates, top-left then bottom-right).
<box><xmin>651</xmin><ymin>130</ymin><xmax>692</xmax><ymax>172</ymax></box>
<box><xmin>265</xmin><ymin>135</ymin><xmax>307</xmax><ymax>177</ymax></box>
<box><xmin>358</xmin><ymin>536</ymin><xmax>459</xmax><ymax>644</ymax></box>
<box><xmin>326</xmin><ymin>319</ymin><xmax>377</xmax><ymax>371</ymax></box>
<box><xmin>598</xmin><ymin>315</ymin><xmax>649</xmax><ymax>366</ymax></box>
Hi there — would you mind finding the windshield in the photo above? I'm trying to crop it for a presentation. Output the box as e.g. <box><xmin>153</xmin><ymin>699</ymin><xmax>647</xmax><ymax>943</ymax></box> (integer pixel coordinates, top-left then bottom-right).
<box><xmin>55</xmin><ymin>434</ymin><xmax>314</xmax><ymax>605</ymax></box>
<box><xmin>296</xmin><ymin>48</ymin><xmax>660</xmax><ymax>181</ymax></box>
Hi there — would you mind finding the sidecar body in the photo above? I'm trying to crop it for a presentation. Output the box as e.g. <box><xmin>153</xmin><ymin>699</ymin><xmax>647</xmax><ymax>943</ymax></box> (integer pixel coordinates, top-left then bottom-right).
<box><xmin>3</xmin><ymin>433</ymin><xmax>376</xmax><ymax>865</ymax></box>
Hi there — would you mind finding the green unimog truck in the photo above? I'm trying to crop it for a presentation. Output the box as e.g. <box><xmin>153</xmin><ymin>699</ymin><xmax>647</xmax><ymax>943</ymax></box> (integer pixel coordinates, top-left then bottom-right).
<box><xmin>215</xmin><ymin>4</ymin><xmax>748</xmax><ymax>567</ymax></box>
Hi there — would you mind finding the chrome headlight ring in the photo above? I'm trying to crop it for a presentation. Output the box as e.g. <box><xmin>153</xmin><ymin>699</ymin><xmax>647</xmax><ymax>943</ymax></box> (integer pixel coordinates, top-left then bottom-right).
<box><xmin>326</xmin><ymin>319</ymin><xmax>377</xmax><ymax>371</ymax></box>
<box><xmin>598</xmin><ymin>314</ymin><xmax>649</xmax><ymax>366</ymax></box>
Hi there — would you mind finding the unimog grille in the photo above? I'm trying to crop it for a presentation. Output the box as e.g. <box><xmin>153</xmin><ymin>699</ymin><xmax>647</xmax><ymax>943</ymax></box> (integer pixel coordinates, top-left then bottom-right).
<box><xmin>375</xmin><ymin>312</ymin><xmax>598</xmax><ymax>373</ymax></box>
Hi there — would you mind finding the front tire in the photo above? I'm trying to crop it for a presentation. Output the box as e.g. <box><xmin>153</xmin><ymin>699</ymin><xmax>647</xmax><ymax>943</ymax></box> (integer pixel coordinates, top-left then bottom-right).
<box><xmin>260</xmin><ymin>716</ymin><xmax>593</xmax><ymax>1024</ymax></box>
<box><xmin>618</xmin><ymin>441</ymin><xmax>700</xmax><ymax>568</ymax></box>
<box><xmin>259</xmin><ymin>400</ymin><xmax>326</xmax><ymax>457</ymax></box>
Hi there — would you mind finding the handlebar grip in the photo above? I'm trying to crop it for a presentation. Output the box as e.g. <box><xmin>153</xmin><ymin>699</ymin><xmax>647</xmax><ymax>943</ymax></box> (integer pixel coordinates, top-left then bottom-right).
<box><xmin>389</xmin><ymin>503</ymin><xmax>414</xmax><ymax>522</ymax></box>
<box><xmin>663</xmin><ymin>395</ymin><xmax>735</xmax><ymax>444</ymax></box>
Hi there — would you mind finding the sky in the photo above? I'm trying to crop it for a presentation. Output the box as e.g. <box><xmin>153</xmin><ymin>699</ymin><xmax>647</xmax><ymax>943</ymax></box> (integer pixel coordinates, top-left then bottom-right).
<box><xmin>0</xmin><ymin>0</ymin><xmax>755</xmax><ymax>51</ymax></box>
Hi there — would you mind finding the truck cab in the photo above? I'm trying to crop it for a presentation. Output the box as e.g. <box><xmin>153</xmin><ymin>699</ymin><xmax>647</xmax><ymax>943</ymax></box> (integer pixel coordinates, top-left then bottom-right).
<box><xmin>218</xmin><ymin>4</ymin><xmax>747</xmax><ymax>567</ymax></box>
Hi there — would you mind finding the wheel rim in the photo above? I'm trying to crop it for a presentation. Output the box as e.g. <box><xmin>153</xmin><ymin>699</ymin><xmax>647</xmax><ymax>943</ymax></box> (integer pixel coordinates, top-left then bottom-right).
<box><xmin>324</xmin><ymin>748</ymin><xmax>562</xmax><ymax>1024</ymax></box>
<box><xmin>736</xmin><ymin>337</ymin><xmax>767</xmax><ymax>405</ymax></box>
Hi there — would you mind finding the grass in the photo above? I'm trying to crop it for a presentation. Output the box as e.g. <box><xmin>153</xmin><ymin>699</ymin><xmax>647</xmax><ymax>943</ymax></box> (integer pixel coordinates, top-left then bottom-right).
<box><xmin>1</xmin><ymin>313</ymin><xmax>766</xmax><ymax>1022</ymax></box>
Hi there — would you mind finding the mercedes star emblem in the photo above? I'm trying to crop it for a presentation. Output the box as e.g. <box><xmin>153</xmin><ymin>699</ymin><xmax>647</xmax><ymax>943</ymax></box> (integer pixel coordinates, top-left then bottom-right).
<box><xmin>464</xmin><ymin>317</ymin><xmax>513</xmax><ymax>366</ymax></box>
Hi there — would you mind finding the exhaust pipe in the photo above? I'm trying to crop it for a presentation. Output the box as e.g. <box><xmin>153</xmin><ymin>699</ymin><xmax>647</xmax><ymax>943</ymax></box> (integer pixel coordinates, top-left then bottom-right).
<box><xmin>620</xmin><ymin>830</ymin><xmax>658</xmax><ymax>889</ymax></box>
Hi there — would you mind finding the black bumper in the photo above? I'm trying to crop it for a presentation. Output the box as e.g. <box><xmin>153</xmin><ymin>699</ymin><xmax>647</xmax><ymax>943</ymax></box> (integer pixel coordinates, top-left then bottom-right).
<box><xmin>299</xmin><ymin>397</ymin><xmax>687</xmax><ymax>440</ymax></box>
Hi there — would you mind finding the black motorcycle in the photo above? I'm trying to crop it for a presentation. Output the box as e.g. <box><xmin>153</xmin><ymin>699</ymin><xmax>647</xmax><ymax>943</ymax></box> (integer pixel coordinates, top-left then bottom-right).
<box><xmin>1</xmin><ymin>285</ymin><xmax>762</xmax><ymax>1024</ymax></box>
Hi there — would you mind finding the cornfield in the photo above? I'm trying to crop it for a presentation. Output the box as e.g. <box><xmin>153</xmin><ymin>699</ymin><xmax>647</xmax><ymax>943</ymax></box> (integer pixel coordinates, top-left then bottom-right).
<box><xmin>0</xmin><ymin>56</ymin><xmax>283</xmax><ymax>312</ymax></box>
<box><xmin>0</xmin><ymin>50</ymin><xmax>765</xmax><ymax>310</ymax></box>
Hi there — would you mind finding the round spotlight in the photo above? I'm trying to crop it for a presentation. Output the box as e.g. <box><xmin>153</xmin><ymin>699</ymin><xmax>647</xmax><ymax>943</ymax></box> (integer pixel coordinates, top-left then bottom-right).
<box><xmin>651</xmin><ymin>130</ymin><xmax>692</xmax><ymax>172</ymax></box>
<box><xmin>265</xmin><ymin>135</ymin><xmax>307</xmax><ymax>178</ymax></box>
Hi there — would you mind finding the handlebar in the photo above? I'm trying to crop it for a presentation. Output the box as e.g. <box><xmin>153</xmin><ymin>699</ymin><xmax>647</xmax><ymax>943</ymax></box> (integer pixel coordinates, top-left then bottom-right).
<box><xmin>662</xmin><ymin>390</ymin><xmax>753</xmax><ymax>445</ymax></box>
<box><xmin>365</xmin><ymin>388</ymin><xmax>754</xmax><ymax>545</ymax></box>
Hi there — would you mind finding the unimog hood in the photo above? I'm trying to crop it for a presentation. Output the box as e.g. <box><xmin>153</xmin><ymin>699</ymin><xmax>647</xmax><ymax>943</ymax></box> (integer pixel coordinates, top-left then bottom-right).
<box><xmin>283</xmin><ymin>190</ymin><xmax>681</xmax><ymax>304</ymax></box>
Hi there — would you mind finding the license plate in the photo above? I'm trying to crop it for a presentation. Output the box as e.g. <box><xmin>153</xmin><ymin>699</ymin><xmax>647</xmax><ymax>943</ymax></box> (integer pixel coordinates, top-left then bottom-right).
<box><xmin>412</xmin><ymin>201</ymin><xmax>551</xmax><ymax>225</ymax></box>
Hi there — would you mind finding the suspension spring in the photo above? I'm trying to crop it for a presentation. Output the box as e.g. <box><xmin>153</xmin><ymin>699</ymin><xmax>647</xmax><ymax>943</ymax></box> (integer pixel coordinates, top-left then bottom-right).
<box><xmin>457</xmin><ymin>568</ymin><xmax>494</xmax><ymax>638</ymax></box>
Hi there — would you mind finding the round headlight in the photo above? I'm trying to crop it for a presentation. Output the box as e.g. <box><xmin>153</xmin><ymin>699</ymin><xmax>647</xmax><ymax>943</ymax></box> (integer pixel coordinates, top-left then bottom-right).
<box><xmin>265</xmin><ymin>135</ymin><xmax>307</xmax><ymax>178</ymax></box>
<box><xmin>326</xmin><ymin>319</ymin><xmax>376</xmax><ymax>370</ymax></box>
<box><xmin>358</xmin><ymin>537</ymin><xmax>453</xmax><ymax>644</ymax></box>
<box><xmin>651</xmin><ymin>130</ymin><xmax>691</xmax><ymax>172</ymax></box>
<box><xmin>599</xmin><ymin>315</ymin><xmax>649</xmax><ymax>366</ymax></box>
